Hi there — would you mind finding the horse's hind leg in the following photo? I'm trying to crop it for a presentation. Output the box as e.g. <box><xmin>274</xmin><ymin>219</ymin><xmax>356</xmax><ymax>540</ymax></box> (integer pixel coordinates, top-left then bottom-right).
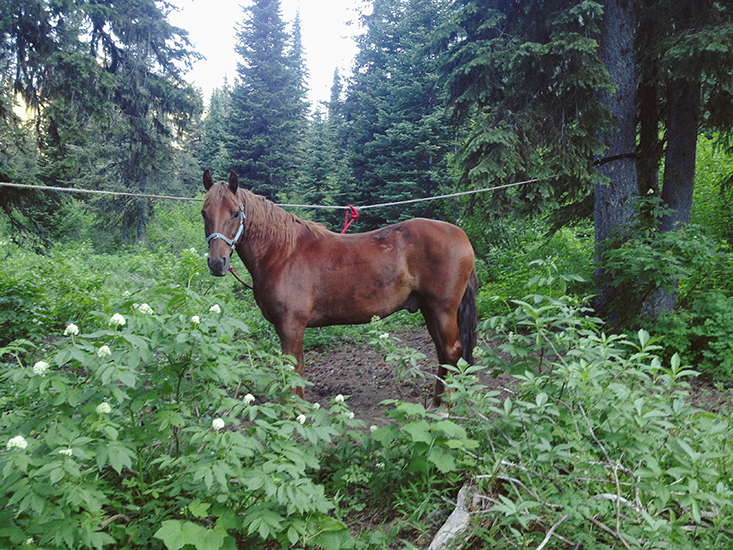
<box><xmin>421</xmin><ymin>306</ymin><xmax>463</xmax><ymax>407</ymax></box>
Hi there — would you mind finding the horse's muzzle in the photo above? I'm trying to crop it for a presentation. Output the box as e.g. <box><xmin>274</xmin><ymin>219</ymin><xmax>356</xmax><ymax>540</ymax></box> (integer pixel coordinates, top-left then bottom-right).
<box><xmin>207</xmin><ymin>254</ymin><xmax>230</xmax><ymax>277</ymax></box>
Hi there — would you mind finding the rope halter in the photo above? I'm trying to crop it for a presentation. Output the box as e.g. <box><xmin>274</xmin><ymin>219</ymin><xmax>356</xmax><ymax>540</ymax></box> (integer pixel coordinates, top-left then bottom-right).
<box><xmin>206</xmin><ymin>201</ymin><xmax>245</xmax><ymax>252</ymax></box>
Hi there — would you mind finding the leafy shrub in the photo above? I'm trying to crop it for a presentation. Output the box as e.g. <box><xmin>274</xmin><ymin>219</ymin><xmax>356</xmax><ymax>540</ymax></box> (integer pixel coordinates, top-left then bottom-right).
<box><xmin>0</xmin><ymin>285</ymin><xmax>359</xmax><ymax>549</ymax></box>
<box><xmin>443</xmin><ymin>262</ymin><xmax>733</xmax><ymax>549</ymax></box>
<box><xmin>652</xmin><ymin>292</ymin><xmax>733</xmax><ymax>378</ymax></box>
<box><xmin>691</xmin><ymin>135</ymin><xmax>733</xmax><ymax>246</ymax></box>
<box><xmin>477</xmin><ymin>223</ymin><xmax>593</xmax><ymax>319</ymax></box>
<box><xmin>598</xmin><ymin>194</ymin><xmax>723</xmax><ymax>325</ymax></box>
<box><xmin>0</xmin><ymin>271</ymin><xmax>51</xmax><ymax>345</ymax></box>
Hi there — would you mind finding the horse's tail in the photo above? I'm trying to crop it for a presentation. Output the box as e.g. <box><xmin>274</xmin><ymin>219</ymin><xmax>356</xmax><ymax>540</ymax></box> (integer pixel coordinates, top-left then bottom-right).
<box><xmin>458</xmin><ymin>265</ymin><xmax>478</xmax><ymax>364</ymax></box>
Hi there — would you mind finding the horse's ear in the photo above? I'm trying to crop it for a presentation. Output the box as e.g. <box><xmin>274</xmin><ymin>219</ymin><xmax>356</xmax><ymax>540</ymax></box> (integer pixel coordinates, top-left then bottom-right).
<box><xmin>228</xmin><ymin>170</ymin><xmax>239</xmax><ymax>195</ymax></box>
<box><xmin>203</xmin><ymin>169</ymin><xmax>214</xmax><ymax>191</ymax></box>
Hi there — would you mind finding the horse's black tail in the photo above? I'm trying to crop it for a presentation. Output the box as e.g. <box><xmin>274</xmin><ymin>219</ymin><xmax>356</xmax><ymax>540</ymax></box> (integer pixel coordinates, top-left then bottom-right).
<box><xmin>458</xmin><ymin>266</ymin><xmax>478</xmax><ymax>364</ymax></box>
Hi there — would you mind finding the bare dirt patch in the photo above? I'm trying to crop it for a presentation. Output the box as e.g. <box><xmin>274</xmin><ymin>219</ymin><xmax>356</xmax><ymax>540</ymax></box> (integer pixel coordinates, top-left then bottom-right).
<box><xmin>302</xmin><ymin>327</ymin><xmax>516</xmax><ymax>427</ymax></box>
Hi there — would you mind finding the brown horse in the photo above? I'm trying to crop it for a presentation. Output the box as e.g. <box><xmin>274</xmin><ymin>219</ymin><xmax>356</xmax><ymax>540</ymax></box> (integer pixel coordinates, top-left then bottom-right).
<box><xmin>202</xmin><ymin>170</ymin><xmax>477</xmax><ymax>406</ymax></box>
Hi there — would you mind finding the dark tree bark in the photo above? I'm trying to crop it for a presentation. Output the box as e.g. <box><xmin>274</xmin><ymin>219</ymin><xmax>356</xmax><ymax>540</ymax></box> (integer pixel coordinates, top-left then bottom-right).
<box><xmin>660</xmin><ymin>78</ymin><xmax>701</xmax><ymax>232</ymax></box>
<box><xmin>593</xmin><ymin>0</ymin><xmax>639</xmax><ymax>317</ymax></box>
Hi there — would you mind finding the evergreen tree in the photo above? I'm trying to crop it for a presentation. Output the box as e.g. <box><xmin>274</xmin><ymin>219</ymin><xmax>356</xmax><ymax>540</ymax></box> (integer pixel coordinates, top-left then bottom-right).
<box><xmin>343</xmin><ymin>0</ymin><xmax>455</xmax><ymax>228</ymax></box>
<box><xmin>437</xmin><ymin>0</ymin><xmax>610</xmax><ymax>229</ymax></box>
<box><xmin>0</xmin><ymin>0</ymin><xmax>202</xmax><ymax>247</ymax></box>
<box><xmin>228</xmin><ymin>0</ymin><xmax>308</xmax><ymax>201</ymax></box>
<box><xmin>197</xmin><ymin>83</ymin><xmax>234</xmax><ymax>179</ymax></box>
<box><xmin>294</xmin><ymin>71</ymin><xmax>353</xmax><ymax>230</ymax></box>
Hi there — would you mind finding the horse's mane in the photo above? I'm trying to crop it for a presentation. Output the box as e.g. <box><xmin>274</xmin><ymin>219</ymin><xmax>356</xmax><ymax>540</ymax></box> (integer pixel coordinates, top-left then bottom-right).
<box><xmin>205</xmin><ymin>184</ymin><xmax>328</xmax><ymax>254</ymax></box>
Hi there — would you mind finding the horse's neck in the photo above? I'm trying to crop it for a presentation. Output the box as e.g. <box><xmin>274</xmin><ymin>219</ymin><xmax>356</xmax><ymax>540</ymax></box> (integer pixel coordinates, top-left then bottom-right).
<box><xmin>235</xmin><ymin>223</ymin><xmax>303</xmax><ymax>281</ymax></box>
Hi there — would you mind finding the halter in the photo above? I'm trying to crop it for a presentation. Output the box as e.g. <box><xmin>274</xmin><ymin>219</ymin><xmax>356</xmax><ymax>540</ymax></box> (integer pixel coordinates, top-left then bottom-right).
<box><xmin>206</xmin><ymin>201</ymin><xmax>246</xmax><ymax>252</ymax></box>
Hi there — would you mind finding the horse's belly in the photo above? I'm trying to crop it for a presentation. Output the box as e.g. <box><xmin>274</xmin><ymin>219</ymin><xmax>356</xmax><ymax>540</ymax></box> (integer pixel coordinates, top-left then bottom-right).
<box><xmin>306</xmin><ymin>277</ymin><xmax>418</xmax><ymax>327</ymax></box>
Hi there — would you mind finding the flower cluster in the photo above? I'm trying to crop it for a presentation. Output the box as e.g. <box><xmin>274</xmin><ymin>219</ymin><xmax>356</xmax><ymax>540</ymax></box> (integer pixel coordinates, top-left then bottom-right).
<box><xmin>243</xmin><ymin>393</ymin><xmax>255</xmax><ymax>405</ymax></box>
<box><xmin>96</xmin><ymin>402</ymin><xmax>112</xmax><ymax>415</ymax></box>
<box><xmin>133</xmin><ymin>303</ymin><xmax>154</xmax><ymax>315</ymax></box>
<box><xmin>64</xmin><ymin>323</ymin><xmax>79</xmax><ymax>337</ymax></box>
<box><xmin>191</xmin><ymin>315</ymin><xmax>200</xmax><ymax>326</ymax></box>
<box><xmin>6</xmin><ymin>435</ymin><xmax>28</xmax><ymax>450</ymax></box>
<box><xmin>212</xmin><ymin>418</ymin><xmax>225</xmax><ymax>431</ymax></box>
<box><xmin>58</xmin><ymin>448</ymin><xmax>73</xmax><ymax>457</ymax></box>
<box><xmin>97</xmin><ymin>345</ymin><xmax>111</xmax><ymax>359</ymax></box>
<box><xmin>33</xmin><ymin>361</ymin><xmax>50</xmax><ymax>376</ymax></box>
<box><xmin>209</xmin><ymin>304</ymin><xmax>221</xmax><ymax>314</ymax></box>
<box><xmin>109</xmin><ymin>313</ymin><xmax>126</xmax><ymax>328</ymax></box>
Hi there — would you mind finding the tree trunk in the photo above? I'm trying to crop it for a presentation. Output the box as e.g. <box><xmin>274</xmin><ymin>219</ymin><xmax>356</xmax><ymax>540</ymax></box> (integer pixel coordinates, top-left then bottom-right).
<box><xmin>593</xmin><ymin>0</ymin><xmax>639</xmax><ymax>318</ymax></box>
<box><xmin>645</xmin><ymin>78</ymin><xmax>701</xmax><ymax>315</ymax></box>
<box><xmin>660</xmin><ymin>78</ymin><xmax>700</xmax><ymax>232</ymax></box>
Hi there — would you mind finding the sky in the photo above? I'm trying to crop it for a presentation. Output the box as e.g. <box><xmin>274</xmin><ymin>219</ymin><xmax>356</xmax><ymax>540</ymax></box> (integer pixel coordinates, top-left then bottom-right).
<box><xmin>168</xmin><ymin>0</ymin><xmax>366</xmax><ymax>107</ymax></box>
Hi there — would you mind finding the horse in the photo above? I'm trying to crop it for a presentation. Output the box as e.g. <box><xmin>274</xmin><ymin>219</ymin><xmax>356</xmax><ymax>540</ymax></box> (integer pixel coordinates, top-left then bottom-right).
<box><xmin>201</xmin><ymin>169</ymin><xmax>477</xmax><ymax>406</ymax></box>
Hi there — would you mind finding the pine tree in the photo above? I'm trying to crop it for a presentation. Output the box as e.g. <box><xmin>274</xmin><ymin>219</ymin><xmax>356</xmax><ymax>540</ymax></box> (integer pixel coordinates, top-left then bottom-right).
<box><xmin>228</xmin><ymin>0</ymin><xmax>308</xmax><ymax>201</ymax></box>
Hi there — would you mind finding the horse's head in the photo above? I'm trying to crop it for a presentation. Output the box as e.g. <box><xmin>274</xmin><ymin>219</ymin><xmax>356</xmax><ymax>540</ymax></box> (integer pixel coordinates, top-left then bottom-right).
<box><xmin>202</xmin><ymin>169</ymin><xmax>245</xmax><ymax>276</ymax></box>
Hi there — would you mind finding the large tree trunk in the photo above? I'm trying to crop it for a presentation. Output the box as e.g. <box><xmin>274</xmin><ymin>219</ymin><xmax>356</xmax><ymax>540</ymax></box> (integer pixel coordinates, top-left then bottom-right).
<box><xmin>593</xmin><ymin>0</ymin><xmax>639</xmax><ymax>318</ymax></box>
<box><xmin>660</xmin><ymin>78</ymin><xmax>700</xmax><ymax>232</ymax></box>
<box><xmin>644</xmin><ymin>78</ymin><xmax>701</xmax><ymax>315</ymax></box>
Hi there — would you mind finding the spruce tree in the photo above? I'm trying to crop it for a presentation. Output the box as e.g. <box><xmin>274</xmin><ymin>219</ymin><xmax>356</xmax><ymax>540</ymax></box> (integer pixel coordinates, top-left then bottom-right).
<box><xmin>228</xmin><ymin>0</ymin><xmax>308</xmax><ymax>201</ymax></box>
<box><xmin>343</xmin><ymin>0</ymin><xmax>454</xmax><ymax>228</ymax></box>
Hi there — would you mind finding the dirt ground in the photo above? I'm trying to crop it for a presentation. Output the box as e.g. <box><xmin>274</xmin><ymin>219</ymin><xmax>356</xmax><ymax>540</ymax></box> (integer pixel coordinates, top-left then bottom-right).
<box><xmin>302</xmin><ymin>326</ymin><xmax>731</xmax><ymax>425</ymax></box>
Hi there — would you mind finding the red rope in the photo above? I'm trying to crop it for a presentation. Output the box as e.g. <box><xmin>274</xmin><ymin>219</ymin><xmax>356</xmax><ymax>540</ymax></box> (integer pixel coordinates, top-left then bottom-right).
<box><xmin>341</xmin><ymin>205</ymin><xmax>359</xmax><ymax>234</ymax></box>
<box><xmin>228</xmin><ymin>266</ymin><xmax>253</xmax><ymax>290</ymax></box>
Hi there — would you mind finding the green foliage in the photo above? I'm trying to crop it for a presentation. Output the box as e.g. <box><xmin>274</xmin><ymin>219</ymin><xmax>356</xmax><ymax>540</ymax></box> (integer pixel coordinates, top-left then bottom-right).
<box><xmin>691</xmin><ymin>135</ymin><xmax>733</xmax><ymax>246</ymax></box>
<box><xmin>651</xmin><ymin>292</ymin><xmax>733</xmax><ymax>379</ymax></box>
<box><xmin>436</xmin><ymin>0</ymin><xmax>611</xmax><ymax>222</ymax></box>
<box><xmin>342</xmin><ymin>0</ymin><xmax>455</xmax><ymax>229</ymax></box>
<box><xmin>0</xmin><ymin>284</ymin><xmax>358</xmax><ymax>549</ymax></box>
<box><xmin>454</xmin><ymin>261</ymin><xmax>733</xmax><ymax>548</ymax></box>
<box><xmin>597</xmin><ymin>194</ymin><xmax>723</xmax><ymax>325</ymax></box>
<box><xmin>476</xmin><ymin>222</ymin><xmax>594</xmax><ymax>318</ymax></box>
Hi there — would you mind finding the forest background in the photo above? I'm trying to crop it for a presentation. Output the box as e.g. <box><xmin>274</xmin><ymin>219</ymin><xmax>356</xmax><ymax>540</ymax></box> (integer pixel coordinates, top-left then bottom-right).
<box><xmin>3</xmin><ymin>0</ymin><xmax>733</xmax><ymax>549</ymax></box>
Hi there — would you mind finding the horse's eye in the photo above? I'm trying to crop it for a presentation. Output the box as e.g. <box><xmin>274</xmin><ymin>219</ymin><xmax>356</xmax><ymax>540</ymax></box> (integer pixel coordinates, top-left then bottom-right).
<box><xmin>231</xmin><ymin>211</ymin><xmax>240</xmax><ymax>220</ymax></box>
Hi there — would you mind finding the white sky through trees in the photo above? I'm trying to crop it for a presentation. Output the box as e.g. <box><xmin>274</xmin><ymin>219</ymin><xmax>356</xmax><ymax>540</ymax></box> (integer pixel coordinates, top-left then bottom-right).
<box><xmin>169</xmin><ymin>0</ymin><xmax>365</xmax><ymax>106</ymax></box>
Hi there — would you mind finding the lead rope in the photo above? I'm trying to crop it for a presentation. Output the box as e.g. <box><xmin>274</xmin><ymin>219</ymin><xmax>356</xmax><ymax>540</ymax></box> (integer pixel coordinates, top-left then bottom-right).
<box><xmin>228</xmin><ymin>266</ymin><xmax>253</xmax><ymax>290</ymax></box>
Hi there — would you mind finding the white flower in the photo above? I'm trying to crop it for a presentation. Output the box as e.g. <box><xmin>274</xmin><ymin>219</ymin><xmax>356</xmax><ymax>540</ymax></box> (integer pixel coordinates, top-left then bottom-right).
<box><xmin>243</xmin><ymin>393</ymin><xmax>255</xmax><ymax>405</ymax></box>
<box><xmin>64</xmin><ymin>323</ymin><xmax>79</xmax><ymax>336</ymax></box>
<box><xmin>370</xmin><ymin>425</ymin><xmax>378</xmax><ymax>433</ymax></box>
<box><xmin>7</xmin><ymin>435</ymin><xmax>28</xmax><ymax>450</ymax></box>
<box><xmin>345</xmin><ymin>411</ymin><xmax>355</xmax><ymax>420</ymax></box>
<box><xmin>26</xmin><ymin>539</ymin><xmax>33</xmax><ymax>545</ymax></box>
<box><xmin>97</xmin><ymin>345</ymin><xmax>111</xmax><ymax>359</ymax></box>
<box><xmin>212</xmin><ymin>418</ymin><xmax>225</xmax><ymax>431</ymax></box>
<box><xmin>191</xmin><ymin>315</ymin><xmax>200</xmax><ymax>325</ymax></box>
<box><xmin>109</xmin><ymin>313</ymin><xmax>126</xmax><ymax>328</ymax></box>
<box><xmin>312</xmin><ymin>402</ymin><xmax>320</xmax><ymax>410</ymax></box>
<box><xmin>33</xmin><ymin>361</ymin><xmax>50</xmax><ymax>376</ymax></box>
<box><xmin>96</xmin><ymin>402</ymin><xmax>112</xmax><ymax>414</ymax></box>
<box><xmin>58</xmin><ymin>448</ymin><xmax>73</xmax><ymax>457</ymax></box>
<box><xmin>334</xmin><ymin>394</ymin><xmax>344</xmax><ymax>403</ymax></box>
<box><xmin>135</xmin><ymin>303</ymin><xmax>153</xmax><ymax>315</ymax></box>
<box><xmin>209</xmin><ymin>304</ymin><xmax>221</xmax><ymax>314</ymax></box>
<box><xmin>189</xmin><ymin>248</ymin><xmax>196</xmax><ymax>254</ymax></box>
<box><xmin>379</xmin><ymin>332</ymin><xmax>389</xmax><ymax>340</ymax></box>
<box><xmin>297</xmin><ymin>414</ymin><xmax>306</xmax><ymax>424</ymax></box>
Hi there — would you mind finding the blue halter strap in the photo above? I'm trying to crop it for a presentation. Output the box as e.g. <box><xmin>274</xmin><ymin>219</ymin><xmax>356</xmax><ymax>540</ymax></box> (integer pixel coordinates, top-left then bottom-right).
<box><xmin>206</xmin><ymin>202</ymin><xmax>245</xmax><ymax>252</ymax></box>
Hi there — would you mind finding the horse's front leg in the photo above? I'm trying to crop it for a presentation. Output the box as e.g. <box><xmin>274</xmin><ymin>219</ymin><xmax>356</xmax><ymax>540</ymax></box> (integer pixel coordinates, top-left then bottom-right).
<box><xmin>275</xmin><ymin>319</ymin><xmax>307</xmax><ymax>399</ymax></box>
